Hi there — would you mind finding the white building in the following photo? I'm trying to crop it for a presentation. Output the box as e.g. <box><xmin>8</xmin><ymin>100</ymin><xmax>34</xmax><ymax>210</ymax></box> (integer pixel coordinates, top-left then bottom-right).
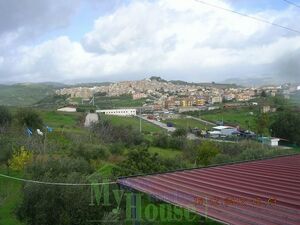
<box><xmin>269</xmin><ymin>138</ymin><xmax>280</xmax><ymax>147</ymax></box>
<box><xmin>212</xmin><ymin>126</ymin><xmax>238</xmax><ymax>136</ymax></box>
<box><xmin>96</xmin><ymin>109</ymin><xmax>137</xmax><ymax>116</ymax></box>
<box><xmin>211</xmin><ymin>96</ymin><xmax>223</xmax><ymax>104</ymax></box>
<box><xmin>57</xmin><ymin>107</ymin><xmax>77</xmax><ymax>112</ymax></box>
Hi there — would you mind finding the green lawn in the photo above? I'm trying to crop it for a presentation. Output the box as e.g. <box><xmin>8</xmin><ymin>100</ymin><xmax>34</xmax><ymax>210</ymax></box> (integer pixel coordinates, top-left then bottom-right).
<box><xmin>103</xmin><ymin>115</ymin><xmax>163</xmax><ymax>133</ymax></box>
<box><xmin>0</xmin><ymin>167</ymin><xmax>24</xmax><ymax>225</ymax></box>
<box><xmin>38</xmin><ymin>110</ymin><xmax>87</xmax><ymax>134</ymax></box>
<box><xmin>200</xmin><ymin>109</ymin><xmax>257</xmax><ymax>130</ymax></box>
<box><xmin>164</xmin><ymin>118</ymin><xmax>212</xmax><ymax>130</ymax></box>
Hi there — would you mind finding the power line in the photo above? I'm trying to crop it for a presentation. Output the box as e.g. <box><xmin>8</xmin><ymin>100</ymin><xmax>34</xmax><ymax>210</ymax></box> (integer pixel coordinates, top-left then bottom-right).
<box><xmin>193</xmin><ymin>0</ymin><xmax>300</xmax><ymax>34</ymax></box>
<box><xmin>0</xmin><ymin>173</ymin><xmax>117</xmax><ymax>186</ymax></box>
<box><xmin>283</xmin><ymin>0</ymin><xmax>300</xmax><ymax>8</ymax></box>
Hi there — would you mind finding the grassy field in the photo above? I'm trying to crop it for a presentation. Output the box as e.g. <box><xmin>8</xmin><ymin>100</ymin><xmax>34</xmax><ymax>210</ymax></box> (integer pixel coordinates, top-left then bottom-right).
<box><xmin>200</xmin><ymin>108</ymin><xmax>257</xmax><ymax>130</ymax></box>
<box><xmin>39</xmin><ymin>110</ymin><xmax>85</xmax><ymax>134</ymax></box>
<box><xmin>164</xmin><ymin>118</ymin><xmax>213</xmax><ymax>130</ymax></box>
<box><xmin>103</xmin><ymin>115</ymin><xmax>163</xmax><ymax>133</ymax></box>
<box><xmin>0</xmin><ymin>168</ymin><xmax>24</xmax><ymax>225</ymax></box>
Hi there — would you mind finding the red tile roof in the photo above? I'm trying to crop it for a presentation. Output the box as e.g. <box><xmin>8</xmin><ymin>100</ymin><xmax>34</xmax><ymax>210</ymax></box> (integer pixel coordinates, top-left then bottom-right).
<box><xmin>118</xmin><ymin>155</ymin><xmax>300</xmax><ymax>225</ymax></box>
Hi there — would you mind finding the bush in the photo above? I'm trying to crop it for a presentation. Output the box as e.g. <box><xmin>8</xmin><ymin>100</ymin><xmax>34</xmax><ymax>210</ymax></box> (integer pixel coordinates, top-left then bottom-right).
<box><xmin>26</xmin><ymin>156</ymin><xmax>93</xmax><ymax>179</ymax></box>
<box><xmin>0</xmin><ymin>106</ymin><xmax>12</xmax><ymax>132</ymax></box>
<box><xmin>71</xmin><ymin>143</ymin><xmax>110</xmax><ymax>161</ymax></box>
<box><xmin>9</xmin><ymin>146</ymin><xmax>33</xmax><ymax>171</ymax></box>
<box><xmin>16</xmin><ymin>108</ymin><xmax>43</xmax><ymax>129</ymax></box>
<box><xmin>109</xmin><ymin>143</ymin><xmax>125</xmax><ymax>155</ymax></box>
<box><xmin>172</xmin><ymin>128</ymin><xmax>187</xmax><ymax>137</ymax></box>
<box><xmin>196</xmin><ymin>141</ymin><xmax>220</xmax><ymax>166</ymax></box>
<box><xmin>92</xmin><ymin>119</ymin><xmax>144</xmax><ymax>147</ymax></box>
<box><xmin>152</xmin><ymin>134</ymin><xmax>169</xmax><ymax>149</ymax></box>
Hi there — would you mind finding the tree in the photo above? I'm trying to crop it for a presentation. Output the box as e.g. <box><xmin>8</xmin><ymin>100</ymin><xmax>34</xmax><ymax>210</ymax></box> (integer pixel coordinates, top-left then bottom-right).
<box><xmin>17</xmin><ymin>157</ymin><xmax>102</xmax><ymax>225</ymax></box>
<box><xmin>0</xmin><ymin>106</ymin><xmax>12</xmax><ymax>133</ymax></box>
<box><xmin>270</xmin><ymin>111</ymin><xmax>300</xmax><ymax>145</ymax></box>
<box><xmin>255</xmin><ymin>113</ymin><xmax>270</xmax><ymax>136</ymax></box>
<box><xmin>172</xmin><ymin>128</ymin><xmax>187</xmax><ymax>137</ymax></box>
<box><xmin>114</xmin><ymin>147</ymin><xmax>166</xmax><ymax>176</ymax></box>
<box><xmin>16</xmin><ymin>109</ymin><xmax>43</xmax><ymax>129</ymax></box>
<box><xmin>196</xmin><ymin>141</ymin><xmax>220</xmax><ymax>166</ymax></box>
<box><xmin>0</xmin><ymin>137</ymin><xmax>13</xmax><ymax>174</ymax></box>
<box><xmin>260</xmin><ymin>90</ymin><xmax>267</xmax><ymax>98</ymax></box>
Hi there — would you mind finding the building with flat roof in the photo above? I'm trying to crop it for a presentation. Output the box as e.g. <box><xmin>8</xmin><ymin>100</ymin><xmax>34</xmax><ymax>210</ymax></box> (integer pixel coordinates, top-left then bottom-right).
<box><xmin>57</xmin><ymin>107</ymin><xmax>77</xmax><ymax>112</ymax></box>
<box><xmin>96</xmin><ymin>108</ymin><xmax>136</xmax><ymax>116</ymax></box>
<box><xmin>212</xmin><ymin>125</ymin><xmax>238</xmax><ymax>136</ymax></box>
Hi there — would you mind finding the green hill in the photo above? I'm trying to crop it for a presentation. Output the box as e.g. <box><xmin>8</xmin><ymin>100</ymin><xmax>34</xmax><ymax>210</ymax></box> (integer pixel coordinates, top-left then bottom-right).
<box><xmin>0</xmin><ymin>83</ymin><xmax>58</xmax><ymax>106</ymax></box>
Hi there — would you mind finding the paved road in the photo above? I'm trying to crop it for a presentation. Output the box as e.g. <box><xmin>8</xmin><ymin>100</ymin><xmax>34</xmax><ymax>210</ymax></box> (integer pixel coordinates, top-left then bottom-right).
<box><xmin>84</xmin><ymin>113</ymin><xmax>99</xmax><ymax>127</ymax></box>
<box><xmin>137</xmin><ymin>115</ymin><xmax>176</xmax><ymax>132</ymax></box>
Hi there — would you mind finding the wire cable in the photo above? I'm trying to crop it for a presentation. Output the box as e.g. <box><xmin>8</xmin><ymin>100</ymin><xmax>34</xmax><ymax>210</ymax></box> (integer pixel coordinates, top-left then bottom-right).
<box><xmin>0</xmin><ymin>173</ymin><xmax>117</xmax><ymax>186</ymax></box>
<box><xmin>283</xmin><ymin>0</ymin><xmax>300</xmax><ymax>8</ymax></box>
<box><xmin>193</xmin><ymin>0</ymin><xmax>300</xmax><ymax>34</ymax></box>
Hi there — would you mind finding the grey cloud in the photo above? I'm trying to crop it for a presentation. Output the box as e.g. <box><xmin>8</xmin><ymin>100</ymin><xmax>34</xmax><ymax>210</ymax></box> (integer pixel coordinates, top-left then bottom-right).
<box><xmin>275</xmin><ymin>48</ymin><xmax>300</xmax><ymax>82</ymax></box>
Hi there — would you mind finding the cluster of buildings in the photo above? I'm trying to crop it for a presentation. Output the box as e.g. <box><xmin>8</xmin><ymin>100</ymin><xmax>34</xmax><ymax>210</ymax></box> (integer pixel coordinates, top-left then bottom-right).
<box><xmin>55</xmin><ymin>78</ymin><xmax>299</xmax><ymax>112</ymax></box>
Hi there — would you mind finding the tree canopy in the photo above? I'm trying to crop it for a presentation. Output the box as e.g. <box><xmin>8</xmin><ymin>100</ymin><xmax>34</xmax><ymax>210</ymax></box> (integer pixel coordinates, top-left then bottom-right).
<box><xmin>271</xmin><ymin>110</ymin><xmax>300</xmax><ymax>145</ymax></box>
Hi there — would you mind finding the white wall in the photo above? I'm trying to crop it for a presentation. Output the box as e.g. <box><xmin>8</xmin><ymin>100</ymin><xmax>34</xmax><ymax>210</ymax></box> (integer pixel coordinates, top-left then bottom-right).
<box><xmin>57</xmin><ymin>107</ymin><xmax>77</xmax><ymax>112</ymax></box>
<box><xmin>96</xmin><ymin>109</ymin><xmax>136</xmax><ymax>116</ymax></box>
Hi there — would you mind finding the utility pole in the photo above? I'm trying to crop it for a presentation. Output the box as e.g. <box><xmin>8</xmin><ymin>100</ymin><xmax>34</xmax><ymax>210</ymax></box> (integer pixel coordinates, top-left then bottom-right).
<box><xmin>43</xmin><ymin>129</ymin><xmax>47</xmax><ymax>153</ymax></box>
<box><xmin>139</xmin><ymin>108</ymin><xmax>142</xmax><ymax>133</ymax></box>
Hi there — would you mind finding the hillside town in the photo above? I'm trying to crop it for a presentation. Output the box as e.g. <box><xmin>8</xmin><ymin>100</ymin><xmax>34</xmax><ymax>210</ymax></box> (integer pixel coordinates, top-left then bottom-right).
<box><xmin>56</xmin><ymin>77</ymin><xmax>299</xmax><ymax>112</ymax></box>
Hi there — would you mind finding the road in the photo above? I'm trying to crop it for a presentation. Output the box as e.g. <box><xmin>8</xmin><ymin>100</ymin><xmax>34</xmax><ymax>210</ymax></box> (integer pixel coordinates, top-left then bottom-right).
<box><xmin>137</xmin><ymin>115</ymin><xmax>176</xmax><ymax>132</ymax></box>
<box><xmin>84</xmin><ymin>113</ymin><xmax>99</xmax><ymax>127</ymax></box>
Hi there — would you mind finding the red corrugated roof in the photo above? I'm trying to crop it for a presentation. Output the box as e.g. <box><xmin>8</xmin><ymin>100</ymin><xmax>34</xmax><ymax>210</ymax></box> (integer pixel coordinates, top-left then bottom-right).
<box><xmin>118</xmin><ymin>155</ymin><xmax>300</xmax><ymax>225</ymax></box>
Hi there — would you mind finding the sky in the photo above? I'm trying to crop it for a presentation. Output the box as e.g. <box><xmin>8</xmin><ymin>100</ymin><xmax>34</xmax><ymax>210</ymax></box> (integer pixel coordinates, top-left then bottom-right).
<box><xmin>0</xmin><ymin>0</ymin><xmax>300</xmax><ymax>84</ymax></box>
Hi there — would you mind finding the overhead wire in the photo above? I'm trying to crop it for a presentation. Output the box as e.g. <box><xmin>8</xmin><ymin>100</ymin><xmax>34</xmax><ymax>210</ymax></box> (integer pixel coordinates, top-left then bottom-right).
<box><xmin>193</xmin><ymin>0</ymin><xmax>300</xmax><ymax>34</ymax></box>
<box><xmin>0</xmin><ymin>173</ymin><xmax>117</xmax><ymax>186</ymax></box>
<box><xmin>283</xmin><ymin>0</ymin><xmax>300</xmax><ymax>8</ymax></box>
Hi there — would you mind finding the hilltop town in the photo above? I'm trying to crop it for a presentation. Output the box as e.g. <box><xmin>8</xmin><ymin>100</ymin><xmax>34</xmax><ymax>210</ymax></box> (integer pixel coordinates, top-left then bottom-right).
<box><xmin>55</xmin><ymin>76</ymin><xmax>299</xmax><ymax>112</ymax></box>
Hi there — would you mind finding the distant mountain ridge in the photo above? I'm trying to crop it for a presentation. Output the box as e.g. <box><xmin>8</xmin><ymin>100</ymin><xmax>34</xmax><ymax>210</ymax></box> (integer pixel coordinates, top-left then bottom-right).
<box><xmin>0</xmin><ymin>83</ymin><xmax>57</xmax><ymax>106</ymax></box>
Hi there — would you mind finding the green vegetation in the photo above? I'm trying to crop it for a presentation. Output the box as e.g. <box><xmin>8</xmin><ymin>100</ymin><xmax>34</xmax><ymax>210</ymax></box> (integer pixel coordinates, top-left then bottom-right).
<box><xmin>0</xmin><ymin>168</ymin><xmax>24</xmax><ymax>225</ymax></box>
<box><xmin>16</xmin><ymin>109</ymin><xmax>43</xmax><ymax>129</ymax></box>
<box><xmin>196</xmin><ymin>141</ymin><xmax>220</xmax><ymax>166</ymax></box>
<box><xmin>33</xmin><ymin>94</ymin><xmax>69</xmax><ymax>109</ymax></box>
<box><xmin>0</xmin><ymin>103</ymin><xmax>299</xmax><ymax>225</ymax></box>
<box><xmin>165</xmin><ymin>118</ymin><xmax>212</xmax><ymax>130</ymax></box>
<box><xmin>103</xmin><ymin>115</ymin><xmax>163</xmax><ymax>133</ymax></box>
<box><xmin>0</xmin><ymin>106</ymin><xmax>12</xmax><ymax>133</ymax></box>
<box><xmin>271</xmin><ymin>110</ymin><xmax>300</xmax><ymax>145</ymax></box>
<box><xmin>290</xmin><ymin>92</ymin><xmax>300</xmax><ymax>105</ymax></box>
<box><xmin>40</xmin><ymin>111</ymin><xmax>82</xmax><ymax>128</ymax></box>
<box><xmin>148</xmin><ymin>146</ymin><xmax>182</xmax><ymax>158</ymax></box>
<box><xmin>200</xmin><ymin>108</ymin><xmax>257</xmax><ymax>129</ymax></box>
<box><xmin>0</xmin><ymin>84</ymin><xmax>56</xmax><ymax>106</ymax></box>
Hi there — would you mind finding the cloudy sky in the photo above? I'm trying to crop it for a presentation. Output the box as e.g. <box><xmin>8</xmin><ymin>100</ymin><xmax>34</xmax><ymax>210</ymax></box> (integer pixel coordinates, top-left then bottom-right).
<box><xmin>0</xmin><ymin>0</ymin><xmax>300</xmax><ymax>84</ymax></box>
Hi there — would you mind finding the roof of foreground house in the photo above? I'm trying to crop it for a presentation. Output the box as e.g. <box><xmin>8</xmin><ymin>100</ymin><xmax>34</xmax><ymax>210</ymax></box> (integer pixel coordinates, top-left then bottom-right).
<box><xmin>118</xmin><ymin>155</ymin><xmax>300</xmax><ymax>225</ymax></box>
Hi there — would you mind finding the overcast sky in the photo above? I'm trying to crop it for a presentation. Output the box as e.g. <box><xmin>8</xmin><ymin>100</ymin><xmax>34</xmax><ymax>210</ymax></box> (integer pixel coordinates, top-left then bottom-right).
<box><xmin>0</xmin><ymin>0</ymin><xmax>300</xmax><ymax>84</ymax></box>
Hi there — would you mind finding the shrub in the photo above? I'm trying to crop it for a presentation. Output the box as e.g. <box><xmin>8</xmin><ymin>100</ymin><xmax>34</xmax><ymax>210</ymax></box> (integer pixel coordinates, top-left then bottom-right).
<box><xmin>9</xmin><ymin>146</ymin><xmax>33</xmax><ymax>171</ymax></box>
<box><xmin>16</xmin><ymin>108</ymin><xmax>43</xmax><ymax>129</ymax></box>
<box><xmin>0</xmin><ymin>106</ymin><xmax>12</xmax><ymax>132</ymax></box>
